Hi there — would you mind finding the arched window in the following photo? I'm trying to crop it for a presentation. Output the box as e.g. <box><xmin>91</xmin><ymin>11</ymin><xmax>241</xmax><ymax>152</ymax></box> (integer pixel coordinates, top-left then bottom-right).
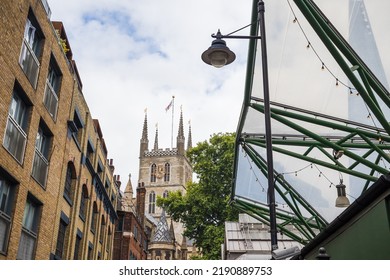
<box><xmin>150</xmin><ymin>164</ymin><xmax>157</xmax><ymax>182</ymax></box>
<box><xmin>64</xmin><ymin>161</ymin><xmax>76</xmax><ymax>203</ymax></box>
<box><xmin>164</xmin><ymin>163</ymin><xmax>170</xmax><ymax>182</ymax></box>
<box><xmin>148</xmin><ymin>191</ymin><xmax>156</xmax><ymax>214</ymax></box>
<box><xmin>163</xmin><ymin>190</ymin><xmax>169</xmax><ymax>198</ymax></box>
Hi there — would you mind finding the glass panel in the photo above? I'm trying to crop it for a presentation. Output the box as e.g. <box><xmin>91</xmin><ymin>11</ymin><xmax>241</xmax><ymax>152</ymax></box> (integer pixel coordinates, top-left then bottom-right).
<box><xmin>9</xmin><ymin>94</ymin><xmax>27</xmax><ymax>128</ymax></box>
<box><xmin>0</xmin><ymin>216</ymin><xmax>11</xmax><ymax>253</ymax></box>
<box><xmin>0</xmin><ymin>180</ymin><xmax>10</xmax><ymax>213</ymax></box>
<box><xmin>17</xmin><ymin>230</ymin><xmax>36</xmax><ymax>260</ymax></box>
<box><xmin>3</xmin><ymin>117</ymin><xmax>27</xmax><ymax>163</ymax></box>
<box><xmin>32</xmin><ymin>149</ymin><xmax>49</xmax><ymax>186</ymax></box>
<box><xmin>19</xmin><ymin>41</ymin><xmax>39</xmax><ymax>87</ymax></box>
<box><xmin>22</xmin><ymin>201</ymin><xmax>36</xmax><ymax>231</ymax></box>
<box><xmin>43</xmin><ymin>82</ymin><xmax>58</xmax><ymax>119</ymax></box>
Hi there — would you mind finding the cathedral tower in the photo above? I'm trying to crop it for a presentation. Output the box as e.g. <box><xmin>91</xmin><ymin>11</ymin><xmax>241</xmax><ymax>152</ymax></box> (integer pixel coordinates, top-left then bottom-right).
<box><xmin>138</xmin><ymin>109</ymin><xmax>193</xmax><ymax>259</ymax></box>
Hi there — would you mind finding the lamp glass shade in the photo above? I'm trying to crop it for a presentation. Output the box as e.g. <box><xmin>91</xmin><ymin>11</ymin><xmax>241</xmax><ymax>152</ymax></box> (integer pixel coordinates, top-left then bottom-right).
<box><xmin>210</xmin><ymin>51</ymin><xmax>228</xmax><ymax>68</ymax></box>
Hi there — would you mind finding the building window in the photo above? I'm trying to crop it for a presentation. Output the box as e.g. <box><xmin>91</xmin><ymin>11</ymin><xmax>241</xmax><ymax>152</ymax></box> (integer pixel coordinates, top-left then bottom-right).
<box><xmin>150</xmin><ymin>164</ymin><xmax>156</xmax><ymax>182</ymax></box>
<box><xmin>73</xmin><ymin>231</ymin><xmax>82</xmax><ymax>260</ymax></box>
<box><xmin>86</xmin><ymin>140</ymin><xmax>94</xmax><ymax>166</ymax></box>
<box><xmin>79</xmin><ymin>185</ymin><xmax>88</xmax><ymax>221</ymax></box>
<box><xmin>19</xmin><ymin>11</ymin><xmax>44</xmax><ymax>88</ymax></box>
<box><xmin>63</xmin><ymin>162</ymin><xmax>76</xmax><ymax>204</ymax></box>
<box><xmin>133</xmin><ymin>225</ymin><xmax>138</xmax><ymax>241</ymax></box>
<box><xmin>31</xmin><ymin>122</ymin><xmax>52</xmax><ymax>187</ymax></box>
<box><xmin>17</xmin><ymin>195</ymin><xmax>41</xmax><ymax>259</ymax></box>
<box><xmin>148</xmin><ymin>191</ymin><xmax>156</xmax><ymax>214</ymax></box>
<box><xmin>99</xmin><ymin>215</ymin><xmax>105</xmax><ymax>244</ymax></box>
<box><xmin>163</xmin><ymin>190</ymin><xmax>169</xmax><ymax>198</ymax></box>
<box><xmin>72</xmin><ymin>109</ymin><xmax>84</xmax><ymax>145</ymax></box>
<box><xmin>107</xmin><ymin>226</ymin><xmax>112</xmax><ymax>252</ymax></box>
<box><xmin>87</xmin><ymin>242</ymin><xmax>93</xmax><ymax>260</ymax></box>
<box><xmin>90</xmin><ymin>202</ymin><xmax>98</xmax><ymax>234</ymax></box>
<box><xmin>97</xmin><ymin>159</ymin><xmax>104</xmax><ymax>182</ymax></box>
<box><xmin>164</xmin><ymin>163</ymin><xmax>170</xmax><ymax>182</ymax></box>
<box><xmin>116</xmin><ymin>216</ymin><xmax>123</xmax><ymax>232</ymax></box>
<box><xmin>0</xmin><ymin>174</ymin><xmax>16</xmax><ymax>255</ymax></box>
<box><xmin>3</xmin><ymin>89</ymin><xmax>30</xmax><ymax>163</ymax></box>
<box><xmin>55</xmin><ymin>213</ymin><xmax>69</xmax><ymax>259</ymax></box>
<box><xmin>43</xmin><ymin>56</ymin><xmax>61</xmax><ymax>119</ymax></box>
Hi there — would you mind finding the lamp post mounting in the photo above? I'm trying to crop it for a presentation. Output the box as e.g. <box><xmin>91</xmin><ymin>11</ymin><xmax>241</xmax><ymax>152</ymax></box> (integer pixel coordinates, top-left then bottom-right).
<box><xmin>201</xmin><ymin>0</ymin><xmax>278</xmax><ymax>251</ymax></box>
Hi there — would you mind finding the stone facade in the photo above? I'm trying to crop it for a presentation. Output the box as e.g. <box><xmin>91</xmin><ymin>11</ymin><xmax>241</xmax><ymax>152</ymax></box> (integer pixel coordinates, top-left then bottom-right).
<box><xmin>138</xmin><ymin>111</ymin><xmax>195</xmax><ymax>259</ymax></box>
<box><xmin>0</xmin><ymin>0</ymin><xmax>119</xmax><ymax>260</ymax></box>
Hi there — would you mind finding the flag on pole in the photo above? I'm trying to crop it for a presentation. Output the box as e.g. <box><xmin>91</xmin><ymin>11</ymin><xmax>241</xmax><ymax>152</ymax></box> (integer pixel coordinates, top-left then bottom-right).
<box><xmin>165</xmin><ymin>96</ymin><xmax>174</xmax><ymax>112</ymax></box>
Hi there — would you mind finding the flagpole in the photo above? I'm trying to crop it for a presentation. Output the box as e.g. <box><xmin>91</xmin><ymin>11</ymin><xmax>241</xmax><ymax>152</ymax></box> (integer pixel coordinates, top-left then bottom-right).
<box><xmin>171</xmin><ymin>96</ymin><xmax>175</xmax><ymax>149</ymax></box>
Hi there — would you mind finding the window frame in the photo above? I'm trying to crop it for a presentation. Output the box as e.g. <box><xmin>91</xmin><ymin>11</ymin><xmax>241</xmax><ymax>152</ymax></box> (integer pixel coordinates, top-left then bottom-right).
<box><xmin>150</xmin><ymin>163</ymin><xmax>157</xmax><ymax>182</ymax></box>
<box><xmin>0</xmin><ymin>172</ymin><xmax>17</xmax><ymax>255</ymax></box>
<box><xmin>17</xmin><ymin>194</ymin><xmax>41</xmax><ymax>260</ymax></box>
<box><xmin>148</xmin><ymin>191</ymin><xmax>156</xmax><ymax>214</ymax></box>
<box><xmin>79</xmin><ymin>185</ymin><xmax>88</xmax><ymax>221</ymax></box>
<box><xmin>43</xmin><ymin>56</ymin><xmax>62</xmax><ymax>120</ymax></box>
<box><xmin>19</xmin><ymin>11</ymin><xmax>44</xmax><ymax>88</ymax></box>
<box><xmin>3</xmin><ymin>88</ymin><xmax>30</xmax><ymax>164</ymax></box>
<box><xmin>31</xmin><ymin>121</ymin><xmax>52</xmax><ymax>187</ymax></box>
<box><xmin>164</xmin><ymin>163</ymin><xmax>170</xmax><ymax>182</ymax></box>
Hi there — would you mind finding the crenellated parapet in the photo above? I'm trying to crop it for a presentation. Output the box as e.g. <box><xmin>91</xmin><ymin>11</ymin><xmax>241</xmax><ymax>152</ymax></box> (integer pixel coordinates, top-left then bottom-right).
<box><xmin>143</xmin><ymin>148</ymin><xmax>179</xmax><ymax>157</ymax></box>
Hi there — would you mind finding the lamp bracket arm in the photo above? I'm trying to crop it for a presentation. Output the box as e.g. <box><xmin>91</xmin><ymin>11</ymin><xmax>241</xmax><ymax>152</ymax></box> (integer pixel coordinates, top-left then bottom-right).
<box><xmin>211</xmin><ymin>33</ymin><xmax>261</xmax><ymax>40</ymax></box>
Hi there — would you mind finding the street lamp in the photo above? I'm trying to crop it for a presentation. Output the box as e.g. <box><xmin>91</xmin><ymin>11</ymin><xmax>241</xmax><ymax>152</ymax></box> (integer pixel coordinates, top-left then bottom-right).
<box><xmin>335</xmin><ymin>179</ymin><xmax>350</xmax><ymax>207</ymax></box>
<box><xmin>202</xmin><ymin>0</ymin><xmax>278</xmax><ymax>251</ymax></box>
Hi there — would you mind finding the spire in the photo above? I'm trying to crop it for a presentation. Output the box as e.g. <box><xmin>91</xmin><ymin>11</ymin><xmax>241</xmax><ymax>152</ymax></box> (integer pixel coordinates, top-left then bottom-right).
<box><xmin>177</xmin><ymin>107</ymin><xmax>185</xmax><ymax>154</ymax></box>
<box><xmin>140</xmin><ymin>109</ymin><xmax>149</xmax><ymax>157</ymax></box>
<box><xmin>153</xmin><ymin>123</ymin><xmax>159</xmax><ymax>150</ymax></box>
<box><xmin>123</xmin><ymin>174</ymin><xmax>134</xmax><ymax>211</ymax></box>
<box><xmin>141</xmin><ymin>109</ymin><xmax>148</xmax><ymax>142</ymax></box>
<box><xmin>152</xmin><ymin>210</ymin><xmax>173</xmax><ymax>243</ymax></box>
<box><xmin>177</xmin><ymin>108</ymin><xmax>184</xmax><ymax>139</ymax></box>
<box><xmin>187</xmin><ymin>120</ymin><xmax>192</xmax><ymax>150</ymax></box>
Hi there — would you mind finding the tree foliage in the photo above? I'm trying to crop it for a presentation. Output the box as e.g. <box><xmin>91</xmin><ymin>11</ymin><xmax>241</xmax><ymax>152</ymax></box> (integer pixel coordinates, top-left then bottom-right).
<box><xmin>157</xmin><ymin>132</ymin><xmax>239</xmax><ymax>259</ymax></box>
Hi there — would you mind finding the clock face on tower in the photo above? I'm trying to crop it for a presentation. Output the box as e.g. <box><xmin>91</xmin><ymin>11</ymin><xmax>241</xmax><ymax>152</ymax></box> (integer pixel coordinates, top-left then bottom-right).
<box><xmin>156</xmin><ymin>164</ymin><xmax>165</xmax><ymax>179</ymax></box>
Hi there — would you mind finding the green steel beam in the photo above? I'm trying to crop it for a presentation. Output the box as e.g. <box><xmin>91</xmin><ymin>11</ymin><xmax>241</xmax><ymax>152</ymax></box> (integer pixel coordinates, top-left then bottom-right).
<box><xmin>242</xmin><ymin>144</ymin><xmax>328</xmax><ymax>231</ymax></box>
<box><xmin>251</xmin><ymin>103</ymin><xmax>390</xmax><ymax>143</ymax></box>
<box><xmin>251</xmin><ymin>103</ymin><xmax>389</xmax><ymax>176</ymax></box>
<box><xmin>293</xmin><ymin>0</ymin><xmax>390</xmax><ymax>135</ymax></box>
<box><xmin>233</xmin><ymin>199</ymin><xmax>315</xmax><ymax>244</ymax></box>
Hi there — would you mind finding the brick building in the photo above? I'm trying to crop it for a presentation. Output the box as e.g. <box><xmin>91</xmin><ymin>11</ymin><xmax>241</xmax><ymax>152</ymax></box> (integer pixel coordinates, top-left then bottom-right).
<box><xmin>113</xmin><ymin>178</ymin><xmax>148</xmax><ymax>260</ymax></box>
<box><xmin>0</xmin><ymin>0</ymin><xmax>119</xmax><ymax>259</ymax></box>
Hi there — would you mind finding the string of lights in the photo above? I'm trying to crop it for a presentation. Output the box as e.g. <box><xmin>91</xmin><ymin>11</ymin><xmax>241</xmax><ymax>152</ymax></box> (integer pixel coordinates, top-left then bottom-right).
<box><xmin>285</xmin><ymin>0</ymin><xmax>378</xmax><ymax>127</ymax></box>
<box><xmin>242</xmin><ymin>147</ymin><xmax>357</xmax><ymax>208</ymax></box>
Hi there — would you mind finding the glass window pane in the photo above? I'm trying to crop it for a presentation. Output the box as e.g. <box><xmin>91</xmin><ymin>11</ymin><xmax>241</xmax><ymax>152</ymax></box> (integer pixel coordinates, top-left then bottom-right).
<box><xmin>17</xmin><ymin>231</ymin><xmax>35</xmax><ymax>260</ymax></box>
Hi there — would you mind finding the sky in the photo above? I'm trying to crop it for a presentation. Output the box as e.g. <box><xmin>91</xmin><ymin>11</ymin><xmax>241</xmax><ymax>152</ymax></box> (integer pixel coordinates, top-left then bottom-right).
<box><xmin>48</xmin><ymin>0</ymin><xmax>253</xmax><ymax>188</ymax></box>
<box><xmin>48</xmin><ymin>0</ymin><xmax>390</xmax><ymax>216</ymax></box>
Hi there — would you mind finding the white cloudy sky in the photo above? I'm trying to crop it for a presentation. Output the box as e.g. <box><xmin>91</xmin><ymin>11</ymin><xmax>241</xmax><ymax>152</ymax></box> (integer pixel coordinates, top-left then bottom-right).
<box><xmin>49</xmin><ymin>0</ymin><xmax>253</xmax><ymax>187</ymax></box>
<box><xmin>48</xmin><ymin>0</ymin><xmax>390</xmax><ymax>203</ymax></box>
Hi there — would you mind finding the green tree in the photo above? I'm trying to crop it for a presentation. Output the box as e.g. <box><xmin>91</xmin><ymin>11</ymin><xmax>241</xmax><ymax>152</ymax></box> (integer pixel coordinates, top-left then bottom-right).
<box><xmin>157</xmin><ymin>132</ymin><xmax>239</xmax><ymax>259</ymax></box>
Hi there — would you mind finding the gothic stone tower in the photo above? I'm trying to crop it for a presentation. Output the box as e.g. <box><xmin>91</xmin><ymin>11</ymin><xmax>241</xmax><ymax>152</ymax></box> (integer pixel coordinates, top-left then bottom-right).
<box><xmin>138</xmin><ymin>110</ymin><xmax>193</xmax><ymax>259</ymax></box>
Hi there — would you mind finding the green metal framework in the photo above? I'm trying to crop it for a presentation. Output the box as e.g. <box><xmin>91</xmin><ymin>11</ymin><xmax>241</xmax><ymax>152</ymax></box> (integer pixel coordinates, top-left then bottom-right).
<box><xmin>232</xmin><ymin>0</ymin><xmax>390</xmax><ymax>245</ymax></box>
